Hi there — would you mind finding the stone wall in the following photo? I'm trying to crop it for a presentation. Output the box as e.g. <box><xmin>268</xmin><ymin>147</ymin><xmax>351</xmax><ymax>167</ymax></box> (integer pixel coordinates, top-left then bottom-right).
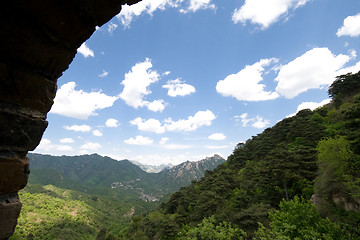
<box><xmin>0</xmin><ymin>1</ymin><xmax>140</xmax><ymax>239</ymax></box>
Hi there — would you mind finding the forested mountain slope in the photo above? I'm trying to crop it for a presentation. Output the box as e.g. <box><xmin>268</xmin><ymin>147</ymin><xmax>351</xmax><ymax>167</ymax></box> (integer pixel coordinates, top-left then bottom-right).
<box><xmin>125</xmin><ymin>71</ymin><xmax>360</xmax><ymax>240</ymax></box>
<box><xmin>28</xmin><ymin>153</ymin><xmax>225</xmax><ymax>198</ymax></box>
<box><xmin>12</xmin><ymin>154</ymin><xmax>225</xmax><ymax>239</ymax></box>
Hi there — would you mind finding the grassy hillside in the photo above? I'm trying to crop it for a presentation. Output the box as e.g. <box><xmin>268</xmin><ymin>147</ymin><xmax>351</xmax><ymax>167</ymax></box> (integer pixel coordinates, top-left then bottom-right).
<box><xmin>124</xmin><ymin>71</ymin><xmax>360</xmax><ymax>239</ymax></box>
<box><xmin>11</xmin><ymin>184</ymin><xmax>156</xmax><ymax>240</ymax></box>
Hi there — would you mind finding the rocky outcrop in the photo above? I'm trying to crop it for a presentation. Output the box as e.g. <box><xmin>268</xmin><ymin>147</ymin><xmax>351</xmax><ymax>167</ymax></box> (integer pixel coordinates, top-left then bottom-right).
<box><xmin>0</xmin><ymin>1</ymin><xmax>141</xmax><ymax>238</ymax></box>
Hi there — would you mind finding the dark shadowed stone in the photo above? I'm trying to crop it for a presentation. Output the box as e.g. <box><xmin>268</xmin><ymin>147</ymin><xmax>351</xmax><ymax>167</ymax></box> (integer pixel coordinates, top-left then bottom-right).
<box><xmin>0</xmin><ymin>154</ymin><xmax>29</xmax><ymax>194</ymax></box>
<box><xmin>0</xmin><ymin>111</ymin><xmax>48</xmax><ymax>152</ymax></box>
<box><xmin>0</xmin><ymin>62</ymin><xmax>57</xmax><ymax>114</ymax></box>
<box><xmin>0</xmin><ymin>193</ymin><xmax>21</xmax><ymax>240</ymax></box>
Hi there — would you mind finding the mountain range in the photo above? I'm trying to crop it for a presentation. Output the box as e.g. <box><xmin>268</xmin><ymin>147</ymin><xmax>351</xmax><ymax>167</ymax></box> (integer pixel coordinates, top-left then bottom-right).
<box><xmin>27</xmin><ymin>153</ymin><xmax>225</xmax><ymax>200</ymax></box>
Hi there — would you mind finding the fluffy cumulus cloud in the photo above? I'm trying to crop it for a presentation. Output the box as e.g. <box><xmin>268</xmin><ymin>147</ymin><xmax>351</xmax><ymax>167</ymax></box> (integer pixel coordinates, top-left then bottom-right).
<box><xmin>35</xmin><ymin>139</ymin><xmax>74</xmax><ymax>152</ymax></box>
<box><xmin>252</xmin><ymin>116</ymin><xmax>271</xmax><ymax>129</ymax></box>
<box><xmin>208</xmin><ymin>133</ymin><xmax>226</xmax><ymax>141</ymax></box>
<box><xmin>234</xmin><ymin>113</ymin><xmax>270</xmax><ymax>129</ymax></box>
<box><xmin>337</xmin><ymin>13</ymin><xmax>360</xmax><ymax>37</ymax></box>
<box><xmin>162</xmin><ymin>79</ymin><xmax>196</xmax><ymax>97</ymax></box>
<box><xmin>181</xmin><ymin>0</ymin><xmax>216</xmax><ymax>13</ymax></box>
<box><xmin>80</xmin><ymin>142</ymin><xmax>101</xmax><ymax>151</ymax></box>
<box><xmin>232</xmin><ymin>0</ymin><xmax>311</xmax><ymax>29</ymax></box>
<box><xmin>165</xmin><ymin>110</ymin><xmax>216</xmax><ymax>132</ymax></box>
<box><xmin>105</xmin><ymin>118</ymin><xmax>120</xmax><ymax>128</ymax></box>
<box><xmin>287</xmin><ymin>99</ymin><xmax>331</xmax><ymax>117</ymax></box>
<box><xmin>147</xmin><ymin>100</ymin><xmax>166</xmax><ymax>112</ymax></box>
<box><xmin>118</xmin><ymin>0</ymin><xmax>179</xmax><ymax>27</ymax></box>
<box><xmin>130</xmin><ymin>110</ymin><xmax>215</xmax><ymax>133</ymax></box>
<box><xmin>119</xmin><ymin>59</ymin><xmax>166</xmax><ymax>112</ymax></box>
<box><xmin>50</xmin><ymin>82</ymin><xmax>118</xmax><ymax>119</ymax></box>
<box><xmin>124</xmin><ymin>135</ymin><xmax>154</xmax><ymax>145</ymax></box>
<box><xmin>130</xmin><ymin>117</ymin><xmax>166</xmax><ymax>134</ymax></box>
<box><xmin>216</xmin><ymin>58</ymin><xmax>279</xmax><ymax>101</ymax></box>
<box><xmin>275</xmin><ymin>48</ymin><xmax>351</xmax><ymax>98</ymax></box>
<box><xmin>64</xmin><ymin>124</ymin><xmax>91</xmax><ymax>132</ymax></box>
<box><xmin>118</xmin><ymin>0</ymin><xmax>215</xmax><ymax>27</ymax></box>
<box><xmin>77</xmin><ymin>43</ymin><xmax>94</xmax><ymax>58</ymax></box>
<box><xmin>337</xmin><ymin>61</ymin><xmax>360</xmax><ymax>76</ymax></box>
<box><xmin>92</xmin><ymin>130</ymin><xmax>103</xmax><ymax>137</ymax></box>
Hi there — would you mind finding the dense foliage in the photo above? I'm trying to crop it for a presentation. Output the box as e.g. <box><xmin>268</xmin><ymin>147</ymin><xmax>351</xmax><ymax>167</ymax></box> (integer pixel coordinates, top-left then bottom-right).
<box><xmin>124</xmin><ymin>71</ymin><xmax>360</xmax><ymax>239</ymax></box>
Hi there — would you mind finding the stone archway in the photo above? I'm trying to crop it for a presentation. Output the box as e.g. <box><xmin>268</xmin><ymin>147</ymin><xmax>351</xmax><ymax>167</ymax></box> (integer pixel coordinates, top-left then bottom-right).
<box><xmin>0</xmin><ymin>1</ymin><xmax>140</xmax><ymax>238</ymax></box>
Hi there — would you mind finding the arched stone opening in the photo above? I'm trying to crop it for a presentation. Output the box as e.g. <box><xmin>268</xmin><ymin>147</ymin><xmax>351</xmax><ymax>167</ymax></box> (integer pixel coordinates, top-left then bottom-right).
<box><xmin>0</xmin><ymin>1</ymin><xmax>141</xmax><ymax>238</ymax></box>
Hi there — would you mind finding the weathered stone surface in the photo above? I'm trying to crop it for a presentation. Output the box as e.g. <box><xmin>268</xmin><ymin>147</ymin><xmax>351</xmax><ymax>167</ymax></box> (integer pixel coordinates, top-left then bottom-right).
<box><xmin>0</xmin><ymin>154</ymin><xmax>29</xmax><ymax>194</ymax></box>
<box><xmin>0</xmin><ymin>62</ymin><xmax>57</xmax><ymax>114</ymax></box>
<box><xmin>0</xmin><ymin>193</ymin><xmax>21</xmax><ymax>240</ymax></box>
<box><xmin>0</xmin><ymin>111</ymin><xmax>48</xmax><ymax>152</ymax></box>
<box><xmin>332</xmin><ymin>193</ymin><xmax>360</xmax><ymax>212</ymax></box>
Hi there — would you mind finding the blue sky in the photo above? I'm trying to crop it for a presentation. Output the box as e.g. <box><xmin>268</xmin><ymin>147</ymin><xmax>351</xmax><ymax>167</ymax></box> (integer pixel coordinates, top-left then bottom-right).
<box><xmin>34</xmin><ymin>0</ymin><xmax>360</xmax><ymax>165</ymax></box>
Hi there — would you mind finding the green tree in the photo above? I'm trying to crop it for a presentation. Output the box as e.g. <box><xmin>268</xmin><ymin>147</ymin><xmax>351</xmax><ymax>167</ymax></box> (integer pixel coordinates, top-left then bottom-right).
<box><xmin>316</xmin><ymin>137</ymin><xmax>360</xmax><ymax>199</ymax></box>
<box><xmin>181</xmin><ymin>216</ymin><xmax>246</xmax><ymax>240</ymax></box>
<box><xmin>253</xmin><ymin>197</ymin><xmax>342</xmax><ymax>240</ymax></box>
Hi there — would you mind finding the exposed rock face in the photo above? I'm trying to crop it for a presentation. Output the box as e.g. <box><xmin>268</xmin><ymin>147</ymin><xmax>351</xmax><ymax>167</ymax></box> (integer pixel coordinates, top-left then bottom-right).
<box><xmin>0</xmin><ymin>1</ymin><xmax>141</xmax><ymax>238</ymax></box>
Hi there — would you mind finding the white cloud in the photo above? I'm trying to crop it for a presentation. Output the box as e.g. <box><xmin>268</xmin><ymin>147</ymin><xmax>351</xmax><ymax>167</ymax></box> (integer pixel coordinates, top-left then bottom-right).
<box><xmin>105</xmin><ymin>118</ymin><xmax>120</xmax><ymax>128</ymax></box>
<box><xmin>118</xmin><ymin>0</ymin><xmax>177</xmax><ymax>27</ymax></box>
<box><xmin>287</xmin><ymin>99</ymin><xmax>331</xmax><ymax>117</ymax></box>
<box><xmin>234</xmin><ymin>113</ymin><xmax>252</xmax><ymax>127</ymax></box>
<box><xmin>35</xmin><ymin>138</ymin><xmax>74</xmax><ymax>152</ymax></box>
<box><xmin>130</xmin><ymin>110</ymin><xmax>216</xmax><ymax>133</ymax></box>
<box><xmin>337</xmin><ymin>13</ymin><xmax>360</xmax><ymax>37</ymax></box>
<box><xmin>275</xmin><ymin>48</ymin><xmax>351</xmax><ymax>98</ymax></box>
<box><xmin>107</xmin><ymin>22</ymin><xmax>118</xmax><ymax>33</ymax></box>
<box><xmin>118</xmin><ymin>0</ymin><xmax>215</xmax><ymax>27</ymax></box>
<box><xmin>50</xmin><ymin>82</ymin><xmax>118</xmax><ymax>119</ymax></box>
<box><xmin>124</xmin><ymin>135</ymin><xmax>154</xmax><ymax>145</ymax></box>
<box><xmin>208</xmin><ymin>133</ymin><xmax>226</xmax><ymax>141</ymax></box>
<box><xmin>162</xmin><ymin>79</ymin><xmax>196</xmax><ymax>97</ymax></box>
<box><xmin>92</xmin><ymin>130</ymin><xmax>103</xmax><ymax>137</ymax></box>
<box><xmin>337</xmin><ymin>61</ymin><xmax>360</xmax><ymax>76</ymax></box>
<box><xmin>59</xmin><ymin>138</ymin><xmax>74</xmax><ymax>144</ymax></box>
<box><xmin>235</xmin><ymin>113</ymin><xmax>270</xmax><ymax>129</ymax></box>
<box><xmin>119</xmin><ymin>58</ymin><xmax>166</xmax><ymax>112</ymax></box>
<box><xmin>165</xmin><ymin>110</ymin><xmax>216</xmax><ymax>132</ymax></box>
<box><xmin>147</xmin><ymin>100</ymin><xmax>166</xmax><ymax>112</ymax></box>
<box><xmin>80</xmin><ymin>142</ymin><xmax>101</xmax><ymax>151</ymax></box>
<box><xmin>159</xmin><ymin>137</ymin><xmax>169</xmax><ymax>144</ymax></box>
<box><xmin>232</xmin><ymin>0</ymin><xmax>311</xmax><ymax>29</ymax></box>
<box><xmin>181</xmin><ymin>0</ymin><xmax>216</xmax><ymax>13</ymax></box>
<box><xmin>64</xmin><ymin>124</ymin><xmax>92</xmax><ymax>132</ymax></box>
<box><xmin>130</xmin><ymin>117</ymin><xmax>166</xmax><ymax>134</ymax></box>
<box><xmin>98</xmin><ymin>70</ymin><xmax>109</xmax><ymax>78</ymax></box>
<box><xmin>252</xmin><ymin>116</ymin><xmax>270</xmax><ymax>129</ymax></box>
<box><xmin>77</xmin><ymin>43</ymin><xmax>94</xmax><ymax>58</ymax></box>
<box><xmin>216</xmin><ymin>58</ymin><xmax>279</xmax><ymax>101</ymax></box>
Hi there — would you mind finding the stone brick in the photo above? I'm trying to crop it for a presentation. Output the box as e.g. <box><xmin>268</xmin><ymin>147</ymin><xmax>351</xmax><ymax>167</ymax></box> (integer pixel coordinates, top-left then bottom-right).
<box><xmin>0</xmin><ymin>62</ymin><xmax>57</xmax><ymax>114</ymax></box>
<box><xmin>0</xmin><ymin>155</ymin><xmax>29</xmax><ymax>194</ymax></box>
<box><xmin>0</xmin><ymin>111</ymin><xmax>47</xmax><ymax>152</ymax></box>
<box><xmin>0</xmin><ymin>193</ymin><xmax>21</xmax><ymax>240</ymax></box>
